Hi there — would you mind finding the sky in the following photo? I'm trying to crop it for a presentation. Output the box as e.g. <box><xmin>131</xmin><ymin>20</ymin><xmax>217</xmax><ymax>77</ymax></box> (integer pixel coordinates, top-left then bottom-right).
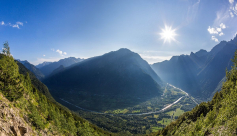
<box><xmin>0</xmin><ymin>0</ymin><xmax>237</xmax><ymax>65</ymax></box>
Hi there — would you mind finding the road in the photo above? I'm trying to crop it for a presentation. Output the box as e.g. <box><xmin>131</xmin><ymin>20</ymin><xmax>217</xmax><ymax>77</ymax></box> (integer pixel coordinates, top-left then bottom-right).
<box><xmin>60</xmin><ymin>89</ymin><xmax>185</xmax><ymax>116</ymax></box>
<box><xmin>167</xmin><ymin>83</ymin><xmax>198</xmax><ymax>105</ymax></box>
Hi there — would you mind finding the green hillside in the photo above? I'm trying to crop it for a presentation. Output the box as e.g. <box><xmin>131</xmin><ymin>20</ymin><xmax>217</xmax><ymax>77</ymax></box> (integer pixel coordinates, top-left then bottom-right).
<box><xmin>0</xmin><ymin>42</ymin><xmax>111</xmax><ymax>136</ymax></box>
<box><xmin>153</xmin><ymin>50</ymin><xmax>237</xmax><ymax>136</ymax></box>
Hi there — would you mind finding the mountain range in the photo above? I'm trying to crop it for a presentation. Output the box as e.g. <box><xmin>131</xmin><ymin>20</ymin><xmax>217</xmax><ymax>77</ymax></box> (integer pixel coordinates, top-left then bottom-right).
<box><xmin>18</xmin><ymin>60</ymin><xmax>45</xmax><ymax>80</ymax></box>
<box><xmin>35</xmin><ymin>61</ymin><xmax>52</xmax><ymax>69</ymax></box>
<box><xmin>39</xmin><ymin>57</ymin><xmax>84</xmax><ymax>77</ymax></box>
<box><xmin>43</xmin><ymin>48</ymin><xmax>163</xmax><ymax>111</ymax></box>
<box><xmin>151</xmin><ymin>35</ymin><xmax>237</xmax><ymax>99</ymax></box>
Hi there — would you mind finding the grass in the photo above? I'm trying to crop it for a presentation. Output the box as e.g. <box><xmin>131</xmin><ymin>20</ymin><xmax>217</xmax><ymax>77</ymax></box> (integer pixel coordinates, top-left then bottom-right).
<box><xmin>154</xmin><ymin>114</ymin><xmax>159</xmax><ymax>118</ymax></box>
<box><xmin>166</xmin><ymin>107</ymin><xmax>184</xmax><ymax>117</ymax></box>
<box><xmin>151</xmin><ymin>126</ymin><xmax>163</xmax><ymax>132</ymax></box>
<box><xmin>111</xmin><ymin>108</ymin><xmax>129</xmax><ymax>114</ymax></box>
<box><xmin>158</xmin><ymin>118</ymin><xmax>172</xmax><ymax>126</ymax></box>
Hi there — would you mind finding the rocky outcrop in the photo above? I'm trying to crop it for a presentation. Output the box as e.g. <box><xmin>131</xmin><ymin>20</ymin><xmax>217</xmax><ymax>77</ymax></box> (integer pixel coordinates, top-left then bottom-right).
<box><xmin>0</xmin><ymin>96</ymin><xmax>35</xmax><ymax>136</ymax></box>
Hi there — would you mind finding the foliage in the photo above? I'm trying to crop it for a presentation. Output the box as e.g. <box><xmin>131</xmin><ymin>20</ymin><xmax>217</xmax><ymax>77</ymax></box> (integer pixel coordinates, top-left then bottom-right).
<box><xmin>0</xmin><ymin>43</ymin><xmax>112</xmax><ymax>136</ymax></box>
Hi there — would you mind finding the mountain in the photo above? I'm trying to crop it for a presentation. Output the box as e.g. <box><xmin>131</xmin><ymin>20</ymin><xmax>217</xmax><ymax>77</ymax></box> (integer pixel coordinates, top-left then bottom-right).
<box><xmin>151</xmin><ymin>35</ymin><xmax>237</xmax><ymax>99</ymax></box>
<box><xmin>0</xmin><ymin>51</ymin><xmax>111</xmax><ymax>135</ymax></box>
<box><xmin>39</xmin><ymin>57</ymin><xmax>84</xmax><ymax>76</ymax></box>
<box><xmin>43</xmin><ymin>48</ymin><xmax>163</xmax><ymax>111</ymax></box>
<box><xmin>18</xmin><ymin>60</ymin><xmax>45</xmax><ymax>80</ymax></box>
<box><xmin>35</xmin><ymin>61</ymin><xmax>52</xmax><ymax>69</ymax></box>
<box><xmin>49</xmin><ymin>65</ymin><xmax>65</xmax><ymax>77</ymax></box>
<box><xmin>153</xmin><ymin>51</ymin><xmax>237</xmax><ymax>136</ymax></box>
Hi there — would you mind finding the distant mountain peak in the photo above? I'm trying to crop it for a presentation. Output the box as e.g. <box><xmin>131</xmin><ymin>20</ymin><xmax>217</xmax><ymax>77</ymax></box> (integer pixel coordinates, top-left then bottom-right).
<box><xmin>195</xmin><ymin>49</ymin><xmax>208</xmax><ymax>57</ymax></box>
<box><xmin>117</xmin><ymin>48</ymin><xmax>131</xmax><ymax>52</ymax></box>
<box><xmin>39</xmin><ymin>57</ymin><xmax>84</xmax><ymax>76</ymax></box>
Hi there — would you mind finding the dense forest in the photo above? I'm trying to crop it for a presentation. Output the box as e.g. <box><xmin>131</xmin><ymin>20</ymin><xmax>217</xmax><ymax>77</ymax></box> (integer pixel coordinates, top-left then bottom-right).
<box><xmin>152</xmin><ymin>50</ymin><xmax>237</xmax><ymax>135</ymax></box>
<box><xmin>0</xmin><ymin>42</ymin><xmax>112</xmax><ymax>135</ymax></box>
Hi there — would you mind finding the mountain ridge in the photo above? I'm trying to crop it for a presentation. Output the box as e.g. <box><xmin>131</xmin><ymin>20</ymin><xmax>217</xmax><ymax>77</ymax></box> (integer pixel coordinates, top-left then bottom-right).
<box><xmin>43</xmin><ymin>48</ymin><xmax>163</xmax><ymax>112</ymax></box>
<box><xmin>151</xmin><ymin>35</ymin><xmax>237</xmax><ymax>99</ymax></box>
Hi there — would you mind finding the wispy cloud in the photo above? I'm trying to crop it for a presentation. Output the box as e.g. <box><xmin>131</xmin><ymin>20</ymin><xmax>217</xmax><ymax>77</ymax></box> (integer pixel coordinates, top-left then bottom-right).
<box><xmin>11</xmin><ymin>22</ymin><xmax>23</xmax><ymax>29</ymax></box>
<box><xmin>229</xmin><ymin>0</ymin><xmax>237</xmax><ymax>18</ymax></box>
<box><xmin>43</xmin><ymin>55</ymin><xmax>46</xmax><ymax>57</ymax></box>
<box><xmin>184</xmin><ymin>0</ymin><xmax>201</xmax><ymax>25</ymax></box>
<box><xmin>1</xmin><ymin>21</ymin><xmax>24</xmax><ymax>29</ymax></box>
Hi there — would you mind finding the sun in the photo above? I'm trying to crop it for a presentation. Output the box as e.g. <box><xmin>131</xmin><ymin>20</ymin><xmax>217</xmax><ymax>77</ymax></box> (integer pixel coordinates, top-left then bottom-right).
<box><xmin>160</xmin><ymin>25</ymin><xmax>177</xmax><ymax>43</ymax></box>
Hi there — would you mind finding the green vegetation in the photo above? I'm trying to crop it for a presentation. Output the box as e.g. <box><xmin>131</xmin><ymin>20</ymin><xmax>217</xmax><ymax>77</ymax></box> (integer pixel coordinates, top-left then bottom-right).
<box><xmin>59</xmin><ymin>86</ymin><xmax>197</xmax><ymax>135</ymax></box>
<box><xmin>153</xmin><ymin>50</ymin><xmax>237</xmax><ymax>136</ymax></box>
<box><xmin>166</xmin><ymin>108</ymin><xmax>184</xmax><ymax>118</ymax></box>
<box><xmin>0</xmin><ymin>42</ymin><xmax>111</xmax><ymax>136</ymax></box>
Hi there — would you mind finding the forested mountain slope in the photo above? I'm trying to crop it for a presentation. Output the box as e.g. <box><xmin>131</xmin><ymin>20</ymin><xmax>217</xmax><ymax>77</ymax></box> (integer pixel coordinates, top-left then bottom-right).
<box><xmin>152</xmin><ymin>51</ymin><xmax>237</xmax><ymax>136</ymax></box>
<box><xmin>43</xmin><ymin>48</ymin><xmax>163</xmax><ymax>112</ymax></box>
<box><xmin>0</xmin><ymin>43</ymin><xmax>111</xmax><ymax>136</ymax></box>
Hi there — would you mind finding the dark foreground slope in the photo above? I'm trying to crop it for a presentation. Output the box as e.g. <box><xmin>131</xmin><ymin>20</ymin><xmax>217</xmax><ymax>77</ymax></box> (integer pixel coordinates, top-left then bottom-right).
<box><xmin>0</xmin><ymin>52</ymin><xmax>111</xmax><ymax>135</ymax></box>
<box><xmin>152</xmin><ymin>36</ymin><xmax>237</xmax><ymax>99</ymax></box>
<box><xmin>43</xmin><ymin>48</ymin><xmax>163</xmax><ymax>111</ymax></box>
<box><xmin>152</xmin><ymin>51</ymin><xmax>237</xmax><ymax>136</ymax></box>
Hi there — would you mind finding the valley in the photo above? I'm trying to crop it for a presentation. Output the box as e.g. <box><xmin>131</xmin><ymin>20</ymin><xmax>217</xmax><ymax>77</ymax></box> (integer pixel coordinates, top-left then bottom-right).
<box><xmin>53</xmin><ymin>83</ymin><xmax>197</xmax><ymax>134</ymax></box>
<box><xmin>2</xmin><ymin>1</ymin><xmax>237</xmax><ymax>135</ymax></box>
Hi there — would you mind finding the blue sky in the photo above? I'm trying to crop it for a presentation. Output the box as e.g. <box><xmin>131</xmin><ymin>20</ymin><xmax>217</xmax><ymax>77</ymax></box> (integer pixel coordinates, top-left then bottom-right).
<box><xmin>0</xmin><ymin>0</ymin><xmax>237</xmax><ymax>65</ymax></box>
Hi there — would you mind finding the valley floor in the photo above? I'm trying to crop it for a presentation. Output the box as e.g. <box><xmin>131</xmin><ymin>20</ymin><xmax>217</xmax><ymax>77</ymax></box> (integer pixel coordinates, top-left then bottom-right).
<box><xmin>53</xmin><ymin>83</ymin><xmax>198</xmax><ymax>135</ymax></box>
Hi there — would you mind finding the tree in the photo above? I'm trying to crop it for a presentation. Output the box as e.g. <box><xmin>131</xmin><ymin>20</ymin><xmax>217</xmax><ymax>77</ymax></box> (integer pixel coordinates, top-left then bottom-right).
<box><xmin>2</xmin><ymin>41</ymin><xmax>11</xmax><ymax>56</ymax></box>
<box><xmin>0</xmin><ymin>42</ymin><xmax>23</xmax><ymax>101</ymax></box>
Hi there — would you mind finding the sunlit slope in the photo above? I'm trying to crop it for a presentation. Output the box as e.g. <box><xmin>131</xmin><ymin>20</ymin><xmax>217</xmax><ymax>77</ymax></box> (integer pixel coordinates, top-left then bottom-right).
<box><xmin>0</xmin><ymin>49</ymin><xmax>111</xmax><ymax>135</ymax></box>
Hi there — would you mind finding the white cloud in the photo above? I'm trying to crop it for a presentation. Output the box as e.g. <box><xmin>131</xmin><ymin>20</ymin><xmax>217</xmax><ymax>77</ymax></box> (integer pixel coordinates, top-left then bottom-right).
<box><xmin>211</xmin><ymin>36</ymin><xmax>219</xmax><ymax>42</ymax></box>
<box><xmin>216</xmin><ymin>27</ymin><xmax>222</xmax><ymax>32</ymax></box>
<box><xmin>43</xmin><ymin>55</ymin><xmax>46</xmax><ymax>57</ymax></box>
<box><xmin>0</xmin><ymin>21</ymin><xmax>24</xmax><ymax>29</ymax></box>
<box><xmin>56</xmin><ymin>49</ymin><xmax>63</xmax><ymax>55</ymax></box>
<box><xmin>229</xmin><ymin>0</ymin><xmax>234</xmax><ymax>4</ymax></box>
<box><xmin>55</xmin><ymin>49</ymin><xmax>67</xmax><ymax>56</ymax></box>
<box><xmin>234</xmin><ymin>32</ymin><xmax>237</xmax><ymax>37</ymax></box>
<box><xmin>220</xmin><ymin>23</ymin><xmax>226</xmax><ymax>29</ymax></box>
<box><xmin>11</xmin><ymin>22</ymin><xmax>23</xmax><ymax>29</ymax></box>
<box><xmin>207</xmin><ymin>26</ymin><xmax>218</xmax><ymax>34</ymax></box>
<box><xmin>207</xmin><ymin>23</ymin><xmax>226</xmax><ymax>38</ymax></box>
<box><xmin>219</xmin><ymin>32</ymin><xmax>224</xmax><ymax>36</ymax></box>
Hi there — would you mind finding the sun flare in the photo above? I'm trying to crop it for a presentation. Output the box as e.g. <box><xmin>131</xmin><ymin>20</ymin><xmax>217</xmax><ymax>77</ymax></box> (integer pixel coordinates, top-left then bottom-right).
<box><xmin>160</xmin><ymin>25</ymin><xmax>177</xmax><ymax>43</ymax></box>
